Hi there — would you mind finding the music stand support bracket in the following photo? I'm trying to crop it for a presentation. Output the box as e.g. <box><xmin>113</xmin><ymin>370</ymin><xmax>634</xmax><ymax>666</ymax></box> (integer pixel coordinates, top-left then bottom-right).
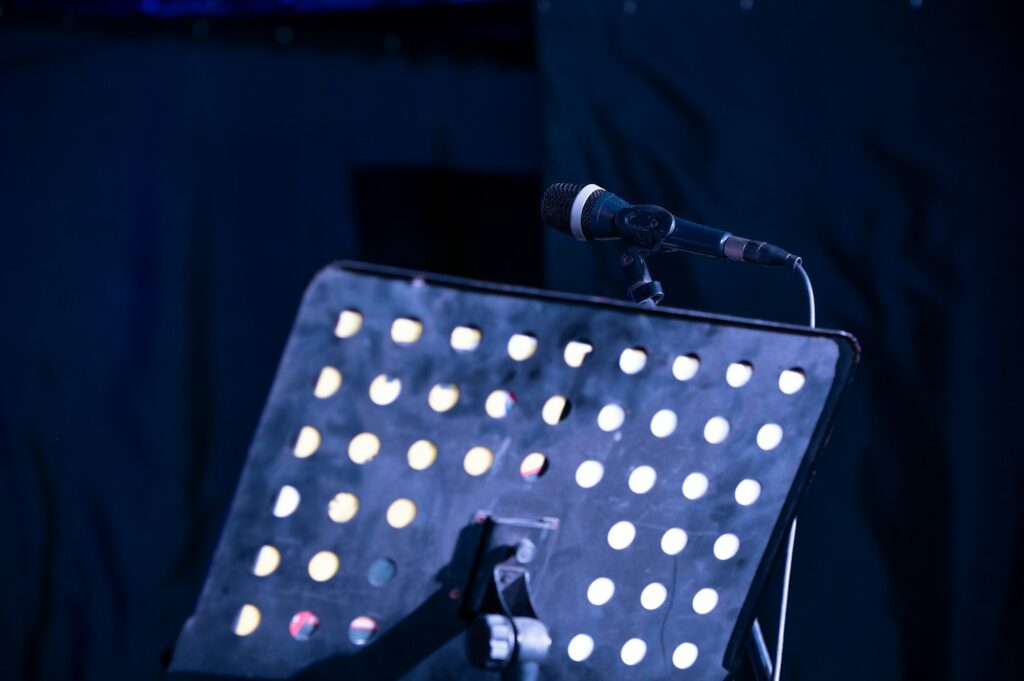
<box><xmin>463</xmin><ymin>514</ymin><xmax>558</xmax><ymax>681</ymax></box>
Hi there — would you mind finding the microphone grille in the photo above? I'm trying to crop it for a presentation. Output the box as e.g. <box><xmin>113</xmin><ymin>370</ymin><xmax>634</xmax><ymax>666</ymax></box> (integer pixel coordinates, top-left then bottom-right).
<box><xmin>540</xmin><ymin>183</ymin><xmax>585</xmax><ymax>230</ymax></box>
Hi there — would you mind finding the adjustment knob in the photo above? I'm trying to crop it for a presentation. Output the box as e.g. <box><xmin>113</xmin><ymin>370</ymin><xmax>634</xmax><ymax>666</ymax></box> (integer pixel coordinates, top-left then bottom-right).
<box><xmin>467</xmin><ymin>614</ymin><xmax>516</xmax><ymax>670</ymax></box>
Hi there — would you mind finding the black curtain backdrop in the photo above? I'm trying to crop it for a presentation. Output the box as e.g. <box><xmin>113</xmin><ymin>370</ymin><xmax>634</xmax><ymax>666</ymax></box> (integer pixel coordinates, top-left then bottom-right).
<box><xmin>0</xmin><ymin>8</ymin><xmax>540</xmax><ymax>681</ymax></box>
<box><xmin>1</xmin><ymin>2</ymin><xmax>1021</xmax><ymax>681</ymax></box>
<box><xmin>538</xmin><ymin>2</ymin><xmax>1022</xmax><ymax>681</ymax></box>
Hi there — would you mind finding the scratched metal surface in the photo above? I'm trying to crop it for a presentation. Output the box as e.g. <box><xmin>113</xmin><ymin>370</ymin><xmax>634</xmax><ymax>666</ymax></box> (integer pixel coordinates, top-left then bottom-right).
<box><xmin>171</xmin><ymin>262</ymin><xmax>857</xmax><ymax>680</ymax></box>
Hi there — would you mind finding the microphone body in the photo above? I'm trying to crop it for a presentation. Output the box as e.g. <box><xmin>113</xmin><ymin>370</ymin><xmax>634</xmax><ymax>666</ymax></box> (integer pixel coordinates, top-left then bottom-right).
<box><xmin>541</xmin><ymin>183</ymin><xmax>799</xmax><ymax>269</ymax></box>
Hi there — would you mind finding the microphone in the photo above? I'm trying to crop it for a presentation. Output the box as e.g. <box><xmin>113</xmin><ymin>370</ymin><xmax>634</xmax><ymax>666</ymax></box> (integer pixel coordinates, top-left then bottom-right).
<box><xmin>541</xmin><ymin>183</ymin><xmax>800</xmax><ymax>269</ymax></box>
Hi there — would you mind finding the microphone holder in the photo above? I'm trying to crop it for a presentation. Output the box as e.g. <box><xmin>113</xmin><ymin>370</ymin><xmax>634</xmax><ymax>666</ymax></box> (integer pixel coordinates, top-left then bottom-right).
<box><xmin>615</xmin><ymin>204</ymin><xmax>677</xmax><ymax>306</ymax></box>
<box><xmin>620</xmin><ymin>248</ymin><xmax>664</xmax><ymax>307</ymax></box>
<box><xmin>463</xmin><ymin>514</ymin><xmax>557</xmax><ymax>681</ymax></box>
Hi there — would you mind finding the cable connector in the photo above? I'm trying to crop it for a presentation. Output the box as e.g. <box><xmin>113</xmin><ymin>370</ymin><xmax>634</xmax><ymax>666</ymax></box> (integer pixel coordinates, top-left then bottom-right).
<box><xmin>723</xmin><ymin>236</ymin><xmax>802</xmax><ymax>270</ymax></box>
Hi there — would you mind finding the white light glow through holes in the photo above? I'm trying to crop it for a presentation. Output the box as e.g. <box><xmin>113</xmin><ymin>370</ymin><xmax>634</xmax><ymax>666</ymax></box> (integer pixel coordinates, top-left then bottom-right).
<box><xmin>779</xmin><ymin>368</ymin><xmax>806</xmax><ymax>394</ymax></box>
<box><xmin>385</xmin><ymin>498</ymin><xmax>417</xmax><ymax>529</ymax></box>
<box><xmin>661</xmin><ymin>528</ymin><xmax>688</xmax><ymax>555</ymax></box>
<box><xmin>597</xmin><ymin>404</ymin><xmax>625</xmax><ymax>432</ymax></box>
<box><xmin>507</xmin><ymin>333</ymin><xmax>538</xmax><ymax>361</ymax></box>
<box><xmin>293</xmin><ymin>426</ymin><xmax>320</xmax><ymax>459</ymax></box>
<box><xmin>714</xmin><ymin>533</ymin><xmax>740</xmax><ymax>560</ymax></box>
<box><xmin>628</xmin><ymin>466</ymin><xmax>657</xmax><ymax>494</ymax></box>
<box><xmin>735</xmin><ymin>479</ymin><xmax>762</xmax><ymax>506</ymax></box>
<box><xmin>519</xmin><ymin>452</ymin><xmax>549</xmax><ymax>482</ymax></box>
<box><xmin>307</xmin><ymin>550</ymin><xmax>340</xmax><ymax>582</ymax></box>
<box><xmin>757</xmin><ymin>423</ymin><xmax>784</xmax><ymax>451</ymax></box>
<box><xmin>328</xmin><ymin>492</ymin><xmax>359</xmax><ymax>523</ymax></box>
<box><xmin>682</xmin><ymin>472</ymin><xmax>709</xmax><ymax>500</ymax></box>
<box><xmin>703</xmin><ymin>416</ymin><xmax>730</xmax><ymax>444</ymax></box>
<box><xmin>692</xmin><ymin>588</ymin><xmax>719</xmax><ymax>615</ymax></box>
<box><xmin>427</xmin><ymin>383</ymin><xmax>460</xmax><ymax>412</ymax></box>
<box><xmin>463</xmin><ymin>446</ymin><xmax>495</xmax><ymax>476</ymax></box>
<box><xmin>390</xmin><ymin>317</ymin><xmax>423</xmax><ymax>345</ymax></box>
<box><xmin>449</xmin><ymin>325</ymin><xmax>481</xmax><ymax>352</ymax></box>
<box><xmin>649</xmin><ymin>409</ymin><xmax>677</xmax><ymax>438</ymax></box>
<box><xmin>672</xmin><ymin>642</ymin><xmax>699</xmax><ymax>670</ymax></box>
<box><xmin>640</xmin><ymin>582</ymin><xmax>668</xmax><ymax>610</ymax></box>
<box><xmin>725</xmin><ymin>361</ymin><xmax>753</xmax><ymax>388</ymax></box>
<box><xmin>273</xmin><ymin>485</ymin><xmax>300</xmax><ymax>517</ymax></box>
<box><xmin>485</xmin><ymin>390</ymin><xmax>516</xmax><ymax>418</ymax></box>
<box><xmin>252</xmin><ymin>545</ymin><xmax>280</xmax><ymax>577</ymax></box>
<box><xmin>619</xmin><ymin>347</ymin><xmax>648</xmax><ymax>374</ymax></box>
<box><xmin>406</xmin><ymin>440</ymin><xmax>438</xmax><ymax>471</ymax></box>
<box><xmin>672</xmin><ymin>353</ymin><xmax>700</xmax><ymax>381</ymax></box>
<box><xmin>563</xmin><ymin>340</ymin><xmax>593</xmax><ymax>367</ymax></box>
<box><xmin>575</xmin><ymin>460</ymin><xmax>605</xmax><ymax>489</ymax></box>
<box><xmin>314</xmin><ymin>366</ymin><xmax>342</xmax><ymax>398</ymax></box>
<box><xmin>233</xmin><ymin>604</ymin><xmax>261</xmax><ymax>636</ymax></box>
<box><xmin>620</xmin><ymin>638</ymin><xmax>647</xmax><ymax>666</ymax></box>
<box><xmin>541</xmin><ymin>395</ymin><xmax>571</xmax><ymax>425</ymax></box>
<box><xmin>607</xmin><ymin>521</ymin><xmax>636</xmax><ymax>550</ymax></box>
<box><xmin>348</xmin><ymin>432</ymin><xmax>381</xmax><ymax>464</ymax></box>
<box><xmin>567</xmin><ymin>634</ymin><xmax>595</xmax><ymax>662</ymax></box>
<box><xmin>368</xmin><ymin>374</ymin><xmax>402</xmax><ymax>405</ymax></box>
<box><xmin>334</xmin><ymin>309</ymin><xmax>363</xmax><ymax>338</ymax></box>
<box><xmin>587</xmin><ymin>577</ymin><xmax>615</xmax><ymax>606</ymax></box>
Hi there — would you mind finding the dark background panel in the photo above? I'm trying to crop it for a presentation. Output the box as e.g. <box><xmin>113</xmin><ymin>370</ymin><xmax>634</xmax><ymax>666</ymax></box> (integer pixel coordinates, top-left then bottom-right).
<box><xmin>351</xmin><ymin>168</ymin><xmax>542</xmax><ymax>284</ymax></box>
<box><xmin>538</xmin><ymin>2</ymin><xmax>1022</xmax><ymax>681</ymax></box>
<box><xmin>0</xmin><ymin>6</ymin><xmax>540</xmax><ymax>681</ymax></box>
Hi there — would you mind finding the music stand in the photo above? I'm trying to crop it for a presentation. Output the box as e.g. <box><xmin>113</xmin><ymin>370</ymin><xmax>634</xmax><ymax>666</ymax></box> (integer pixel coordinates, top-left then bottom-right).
<box><xmin>170</xmin><ymin>261</ymin><xmax>858</xmax><ymax>680</ymax></box>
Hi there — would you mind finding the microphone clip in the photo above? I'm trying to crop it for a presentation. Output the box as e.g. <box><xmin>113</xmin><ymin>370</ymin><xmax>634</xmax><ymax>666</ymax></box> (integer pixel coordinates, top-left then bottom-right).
<box><xmin>620</xmin><ymin>247</ymin><xmax>664</xmax><ymax>308</ymax></box>
<box><xmin>616</xmin><ymin>206</ymin><xmax>672</xmax><ymax>307</ymax></box>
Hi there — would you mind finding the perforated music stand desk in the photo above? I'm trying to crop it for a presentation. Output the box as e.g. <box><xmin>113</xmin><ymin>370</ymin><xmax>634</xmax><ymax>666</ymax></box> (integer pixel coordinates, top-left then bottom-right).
<box><xmin>170</xmin><ymin>261</ymin><xmax>858</xmax><ymax>680</ymax></box>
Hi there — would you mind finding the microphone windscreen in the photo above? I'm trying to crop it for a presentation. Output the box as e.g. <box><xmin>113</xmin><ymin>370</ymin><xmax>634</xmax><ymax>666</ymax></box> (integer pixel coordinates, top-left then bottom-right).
<box><xmin>540</xmin><ymin>183</ymin><xmax>585</xmax><ymax>232</ymax></box>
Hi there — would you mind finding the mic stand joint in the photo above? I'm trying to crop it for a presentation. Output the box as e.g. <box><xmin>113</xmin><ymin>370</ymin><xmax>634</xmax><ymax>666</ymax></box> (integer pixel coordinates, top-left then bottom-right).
<box><xmin>620</xmin><ymin>247</ymin><xmax>664</xmax><ymax>307</ymax></box>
